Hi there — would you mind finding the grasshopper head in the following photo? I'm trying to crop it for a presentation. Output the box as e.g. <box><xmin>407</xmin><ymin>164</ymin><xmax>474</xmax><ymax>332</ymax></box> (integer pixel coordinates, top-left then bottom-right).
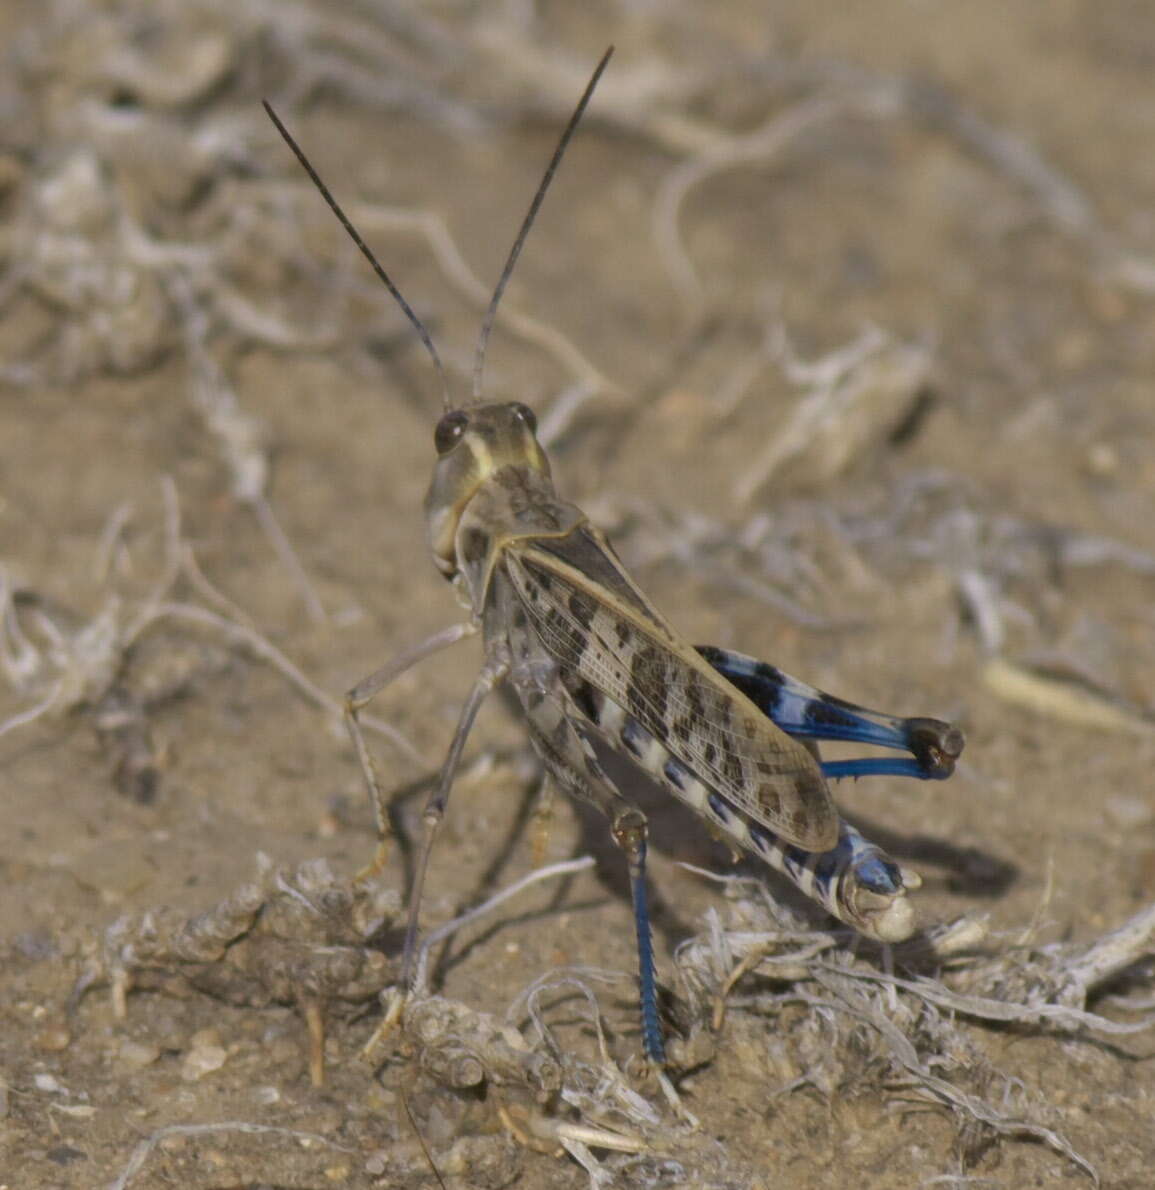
<box><xmin>424</xmin><ymin>401</ymin><xmax>554</xmax><ymax>581</ymax></box>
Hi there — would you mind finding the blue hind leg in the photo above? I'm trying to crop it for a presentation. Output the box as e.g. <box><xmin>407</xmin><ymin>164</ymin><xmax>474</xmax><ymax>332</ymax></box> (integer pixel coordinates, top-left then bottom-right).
<box><xmin>697</xmin><ymin>645</ymin><xmax>964</xmax><ymax>781</ymax></box>
<box><xmin>611</xmin><ymin>811</ymin><xmax>666</xmax><ymax>1064</ymax></box>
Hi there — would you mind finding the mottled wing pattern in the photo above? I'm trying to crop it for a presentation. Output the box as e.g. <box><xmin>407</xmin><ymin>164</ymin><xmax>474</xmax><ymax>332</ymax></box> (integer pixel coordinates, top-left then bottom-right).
<box><xmin>505</xmin><ymin>537</ymin><xmax>839</xmax><ymax>850</ymax></box>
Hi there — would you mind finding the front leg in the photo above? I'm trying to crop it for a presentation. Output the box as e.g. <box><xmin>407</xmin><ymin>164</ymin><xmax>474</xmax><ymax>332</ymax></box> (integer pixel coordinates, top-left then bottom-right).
<box><xmin>401</xmin><ymin>649</ymin><xmax>509</xmax><ymax>992</ymax></box>
<box><xmin>345</xmin><ymin>621</ymin><xmax>478</xmax><ymax>877</ymax></box>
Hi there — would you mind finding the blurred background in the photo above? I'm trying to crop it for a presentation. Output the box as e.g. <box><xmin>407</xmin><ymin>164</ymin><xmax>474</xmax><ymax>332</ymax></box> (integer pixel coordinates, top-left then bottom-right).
<box><xmin>3</xmin><ymin>2</ymin><xmax>1155</xmax><ymax>1185</ymax></box>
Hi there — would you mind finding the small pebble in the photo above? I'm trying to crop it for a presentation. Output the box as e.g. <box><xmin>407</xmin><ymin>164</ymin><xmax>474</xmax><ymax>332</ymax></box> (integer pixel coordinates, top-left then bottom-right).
<box><xmin>182</xmin><ymin>1043</ymin><xmax>228</xmax><ymax>1081</ymax></box>
<box><xmin>34</xmin><ymin>1024</ymin><xmax>72</xmax><ymax>1053</ymax></box>
<box><xmin>118</xmin><ymin>1040</ymin><xmax>161</xmax><ymax>1070</ymax></box>
<box><xmin>365</xmin><ymin>1085</ymin><xmax>396</xmax><ymax>1112</ymax></box>
<box><xmin>1085</xmin><ymin>442</ymin><xmax>1119</xmax><ymax>477</ymax></box>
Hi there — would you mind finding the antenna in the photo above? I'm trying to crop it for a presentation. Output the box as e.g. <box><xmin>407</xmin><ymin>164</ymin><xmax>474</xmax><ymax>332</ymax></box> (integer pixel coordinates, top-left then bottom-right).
<box><xmin>470</xmin><ymin>46</ymin><xmax>614</xmax><ymax>403</ymax></box>
<box><xmin>263</xmin><ymin>100</ymin><xmax>452</xmax><ymax>412</ymax></box>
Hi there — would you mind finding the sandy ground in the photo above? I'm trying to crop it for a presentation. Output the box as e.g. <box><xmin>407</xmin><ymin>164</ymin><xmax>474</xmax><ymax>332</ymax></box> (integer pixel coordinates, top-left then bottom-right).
<box><xmin>3</xmin><ymin>2</ymin><xmax>1155</xmax><ymax>1187</ymax></box>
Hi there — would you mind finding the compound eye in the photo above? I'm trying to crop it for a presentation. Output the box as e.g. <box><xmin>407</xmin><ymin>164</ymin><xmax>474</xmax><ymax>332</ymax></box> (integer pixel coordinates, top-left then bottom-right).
<box><xmin>510</xmin><ymin>402</ymin><xmax>537</xmax><ymax>433</ymax></box>
<box><xmin>434</xmin><ymin>409</ymin><xmax>469</xmax><ymax>455</ymax></box>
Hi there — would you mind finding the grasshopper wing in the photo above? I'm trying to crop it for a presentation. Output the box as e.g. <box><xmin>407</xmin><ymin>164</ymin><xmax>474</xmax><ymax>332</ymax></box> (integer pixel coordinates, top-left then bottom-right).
<box><xmin>507</xmin><ymin>529</ymin><xmax>840</xmax><ymax>850</ymax></box>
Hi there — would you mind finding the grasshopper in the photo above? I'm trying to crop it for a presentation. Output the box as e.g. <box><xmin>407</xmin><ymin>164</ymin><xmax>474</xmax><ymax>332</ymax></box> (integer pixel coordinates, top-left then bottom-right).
<box><xmin>266</xmin><ymin>48</ymin><xmax>963</xmax><ymax>1064</ymax></box>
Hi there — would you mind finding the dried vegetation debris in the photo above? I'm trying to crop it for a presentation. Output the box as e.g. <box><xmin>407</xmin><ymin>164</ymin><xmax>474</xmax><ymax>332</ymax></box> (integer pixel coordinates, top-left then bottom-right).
<box><xmin>77</xmin><ymin>854</ymin><xmax>399</xmax><ymax>1087</ymax></box>
<box><xmin>82</xmin><ymin>849</ymin><xmax>1155</xmax><ymax>1186</ymax></box>
<box><xmin>387</xmin><ymin>885</ymin><xmax>1155</xmax><ymax>1184</ymax></box>
<box><xmin>3</xmin><ymin>5</ymin><xmax>259</xmax><ymax>381</ymax></box>
<box><xmin>3</xmin><ymin>2</ymin><xmax>1155</xmax><ymax>1187</ymax></box>
<box><xmin>608</xmin><ymin>459</ymin><xmax>1155</xmax><ymax>739</ymax></box>
<box><xmin>0</xmin><ymin>479</ymin><xmax>415</xmax><ymax>801</ymax></box>
<box><xmin>667</xmin><ymin>894</ymin><xmax>1155</xmax><ymax>1185</ymax></box>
